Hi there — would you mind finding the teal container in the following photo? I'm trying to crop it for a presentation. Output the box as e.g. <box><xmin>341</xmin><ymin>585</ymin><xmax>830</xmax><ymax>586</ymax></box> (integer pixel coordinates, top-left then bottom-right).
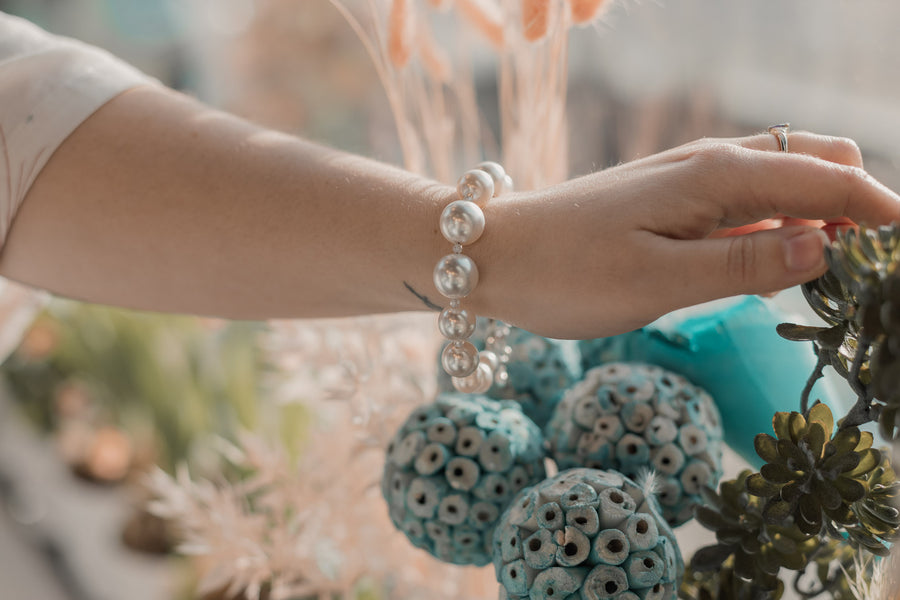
<box><xmin>579</xmin><ymin>296</ymin><xmax>844</xmax><ymax>467</ymax></box>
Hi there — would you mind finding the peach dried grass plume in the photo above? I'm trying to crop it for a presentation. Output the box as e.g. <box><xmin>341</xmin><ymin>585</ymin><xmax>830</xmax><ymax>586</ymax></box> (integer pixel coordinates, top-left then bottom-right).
<box><xmin>568</xmin><ymin>0</ymin><xmax>608</xmax><ymax>25</ymax></box>
<box><xmin>522</xmin><ymin>0</ymin><xmax>550</xmax><ymax>41</ymax></box>
<box><xmin>388</xmin><ymin>0</ymin><xmax>414</xmax><ymax>67</ymax></box>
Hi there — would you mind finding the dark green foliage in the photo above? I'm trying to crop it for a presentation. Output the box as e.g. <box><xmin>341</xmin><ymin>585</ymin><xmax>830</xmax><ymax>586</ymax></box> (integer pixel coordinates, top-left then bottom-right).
<box><xmin>748</xmin><ymin>404</ymin><xmax>881</xmax><ymax>540</ymax></box>
<box><xmin>689</xmin><ymin>470</ymin><xmax>818</xmax><ymax>595</ymax></box>
<box><xmin>789</xmin><ymin>225</ymin><xmax>900</xmax><ymax>437</ymax></box>
<box><xmin>688</xmin><ymin>225</ymin><xmax>900</xmax><ymax>599</ymax></box>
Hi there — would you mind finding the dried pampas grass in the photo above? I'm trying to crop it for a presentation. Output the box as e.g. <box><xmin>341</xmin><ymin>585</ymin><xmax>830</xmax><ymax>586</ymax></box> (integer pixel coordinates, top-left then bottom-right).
<box><xmin>567</xmin><ymin>0</ymin><xmax>609</xmax><ymax>25</ymax></box>
<box><xmin>328</xmin><ymin>0</ymin><xmax>616</xmax><ymax>190</ymax></box>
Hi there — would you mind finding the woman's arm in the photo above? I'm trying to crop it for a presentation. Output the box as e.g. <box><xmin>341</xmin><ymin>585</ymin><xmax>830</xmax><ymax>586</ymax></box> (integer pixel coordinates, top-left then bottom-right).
<box><xmin>0</xmin><ymin>85</ymin><xmax>456</xmax><ymax>320</ymax></box>
<box><xmin>3</xmin><ymin>84</ymin><xmax>899</xmax><ymax>339</ymax></box>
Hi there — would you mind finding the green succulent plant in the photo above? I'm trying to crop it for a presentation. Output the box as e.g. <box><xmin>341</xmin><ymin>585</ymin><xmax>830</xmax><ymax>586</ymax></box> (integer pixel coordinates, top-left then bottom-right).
<box><xmin>778</xmin><ymin>225</ymin><xmax>900</xmax><ymax>438</ymax></box>
<box><xmin>690</xmin><ymin>470</ymin><xmax>818</xmax><ymax>594</ymax></box>
<box><xmin>683</xmin><ymin>532</ymin><xmax>878</xmax><ymax>600</ymax></box>
<box><xmin>688</xmin><ymin>225</ymin><xmax>900</xmax><ymax>600</ymax></box>
<box><xmin>843</xmin><ymin>455</ymin><xmax>900</xmax><ymax>556</ymax></box>
<box><xmin>746</xmin><ymin>404</ymin><xmax>880</xmax><ymax>537</ymax></box>
<box><xmin>680</xmin><ymin>559</ymin><xmax>784</xmax><ymax>600</ymax></box>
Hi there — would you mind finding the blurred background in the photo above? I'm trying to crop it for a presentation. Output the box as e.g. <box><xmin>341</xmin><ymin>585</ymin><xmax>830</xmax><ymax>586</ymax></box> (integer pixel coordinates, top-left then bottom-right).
<box><xmin>0</xmin><ymin>0</ymin><xmax>898</xmax><ymax>599</ymax></box>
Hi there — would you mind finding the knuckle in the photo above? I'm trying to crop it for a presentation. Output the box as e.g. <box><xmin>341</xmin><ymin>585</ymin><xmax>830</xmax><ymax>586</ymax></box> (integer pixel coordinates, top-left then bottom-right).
<box><xmin>837</xmin><ymin>163</ymin><xmax>869</xmax><ymax>187</ymax></box>
<box><xmin>726</xmin><ymin>236</ymin><xmax>756</xmax><ymax>287</ymax></box>
<box><xmin>830</xmin><ymin>136</ymin><xmax>864</xmax><ymax>166</ymax></box>
<box><xmin>687</xmin><ymin>142</ymin><xmax>744</xmax><ymax>171</ymax></box>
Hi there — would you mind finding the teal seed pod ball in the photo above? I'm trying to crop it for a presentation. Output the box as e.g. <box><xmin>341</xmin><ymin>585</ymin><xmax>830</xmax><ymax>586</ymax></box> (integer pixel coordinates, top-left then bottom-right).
<box><xmin>544</xmin><ymin>363</ymin><xmax>723</xmax><ymax>527</ymax></box>
<box><xmin>437</xmin><ymin>320</ymin><xmax>582</xmax><ymax>428</ymax></box>
<box><xmin>382</xmin><ymin>393</ymin><xmax>547</xmax><ymax>566</ymax></box>
<box><xmin>578</xmin><ymin>297</ymin><xmax>846</xmax><ymax>469</ymax></box>
<box><xmin>492</xmin><ymin>468</ymin><xmax>683</xmax><ymax>600</ymax></box>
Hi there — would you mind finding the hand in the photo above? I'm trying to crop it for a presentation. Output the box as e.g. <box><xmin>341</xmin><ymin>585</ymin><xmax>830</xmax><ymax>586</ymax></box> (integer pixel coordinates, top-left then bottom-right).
<box><xmin>471</xmin><ymin>132</ymin><xmax>900</xmax><ymax>339</ymax></box>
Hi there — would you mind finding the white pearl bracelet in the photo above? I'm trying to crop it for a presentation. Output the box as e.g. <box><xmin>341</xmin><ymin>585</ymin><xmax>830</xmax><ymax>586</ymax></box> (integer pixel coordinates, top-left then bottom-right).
<box><xmin>434</xmin><ymin>162</ymin><xmax>513</xmax><ymax>394</ymax></box>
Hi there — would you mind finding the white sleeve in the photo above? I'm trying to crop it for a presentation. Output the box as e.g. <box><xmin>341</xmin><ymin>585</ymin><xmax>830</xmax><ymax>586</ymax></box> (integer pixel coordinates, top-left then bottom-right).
<box><xmin>0</xmin><ymin>11</ymin><xmax>157</xmax><ymax>248</ymax></box>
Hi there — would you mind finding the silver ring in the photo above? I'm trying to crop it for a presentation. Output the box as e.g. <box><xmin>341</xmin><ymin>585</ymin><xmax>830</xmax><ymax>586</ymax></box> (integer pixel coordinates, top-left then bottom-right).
<box><xmin>767</xmin><ymin>123</ymin><xmax>790</xmax><ymax>152</ymax></box>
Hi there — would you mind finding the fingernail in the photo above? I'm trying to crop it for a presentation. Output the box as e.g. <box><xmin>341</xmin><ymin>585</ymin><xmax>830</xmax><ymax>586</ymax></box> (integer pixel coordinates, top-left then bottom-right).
<box><xmin>784</xmin><ymin>229</ymin><xmax>828</xmax><ymax>272</ymax></box>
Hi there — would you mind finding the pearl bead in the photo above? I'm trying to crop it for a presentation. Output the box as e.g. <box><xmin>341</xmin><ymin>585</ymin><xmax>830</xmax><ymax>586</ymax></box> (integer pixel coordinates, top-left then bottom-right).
<box><xmin>452</xmin><ymin>361</ymin><xmax>494</xmax><ymax>394</ymax></box>
<box><xmin>442</xmin><ymin>341</ymin><xmax>479</xmax><ymax>377</ymax></box>
<box><xmin>476</xmin><ymin>161</ymin><xmax>506</xmax><ymax>192</ymax></box>
<box><xmin>433</xmin><ymin>254</ymin><xmax>479</xmax><ymax>298</ymax></box>
<box><xmin>478</xmin><ymin>350</ymin><xmax>500</xmax><ymax>371</ymax></box>
<box><xmin>456</xmin><ymin>169</ymin><xmax>494</xmax><ymax>204</ymax></box>
<box><xmin>440</xmin><ymin>200</ymin><xmax>485</xmax><ymax>245</ymax></box>
<box><xmin>502</xmin><ymin>174</ymin><xmax>514</xmax><ymax>194</ymax></box>
<box><xmin>438</xmin><ymin>307</ymin><xmax>476</xmax><ymax>340</ymax></box>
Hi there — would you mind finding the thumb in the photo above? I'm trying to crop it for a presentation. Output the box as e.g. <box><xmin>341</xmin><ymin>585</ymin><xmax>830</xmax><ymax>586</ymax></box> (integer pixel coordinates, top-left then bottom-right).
<box><xmin>666</xmin><ymin>226</ymin><xmax>829</xmax><ymax>305</ymax></box>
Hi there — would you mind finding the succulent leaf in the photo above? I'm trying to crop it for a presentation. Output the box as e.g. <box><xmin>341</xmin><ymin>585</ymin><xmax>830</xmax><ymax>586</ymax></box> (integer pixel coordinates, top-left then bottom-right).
<box><xmin>760</xmin><ymin>463</ymin><xmax>794</xmax><ymax>484</ymax></box>
<box><xmin>690</xmin><ymin>544</ymin><xmax>732</xmax><ymax>572</ymax></box>
<box><xmin>772</xmin><ymin>413</ymin><xmax>791</xmax><ymax>443</ymax></box>
<box><xmin>807</xmin><ymin>402</ymin><xmax>834</xmax><ymax>436</ymax></box>
<box><xmin>815</xmin><ymin>325</ymin><xmax>847</xmax><ymax>350</ymax></box>
<box><xmin>754</xmin><ymin>434</ymin><xmax>780</xmax><ymax>464</ymax></box>
<box><xmin>775</xmin><ymin>323</ymin><xmax>822</xmax><ymax>342</ymax></box>
<box><xmin>762</xmin><ymin>499</ymin><xmax>792</xmax><ymax>524</ymax></box>
<box><xmin>746</xmin><ymin>473</ymin><xmax>780</xmax><ymax>498</ymax></box>
<box><xmin>787</xmin><ymin>413</ymin><xmax>807</xmax><ymax>442</ymax></box>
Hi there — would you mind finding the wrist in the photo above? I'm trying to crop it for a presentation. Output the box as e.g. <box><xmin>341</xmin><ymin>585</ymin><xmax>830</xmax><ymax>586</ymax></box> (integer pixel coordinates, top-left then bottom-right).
<box><xmin>462</xmin><ymin>192</ymin><xmax>516</xmax><ymax>321</ymax></box>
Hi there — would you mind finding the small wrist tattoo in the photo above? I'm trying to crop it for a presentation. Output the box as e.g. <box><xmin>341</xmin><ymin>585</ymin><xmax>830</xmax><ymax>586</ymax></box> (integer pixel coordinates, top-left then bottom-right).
<box><xmin>403</xmin><ymin>281</ymin><xmax>443</xmax><ymax>311</ymax></box>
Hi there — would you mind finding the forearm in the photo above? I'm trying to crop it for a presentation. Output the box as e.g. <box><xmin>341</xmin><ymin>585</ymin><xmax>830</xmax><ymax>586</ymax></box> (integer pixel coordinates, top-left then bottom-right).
<box><xmin>0</xmin><ymin>85</ymin><xmax>476</xmax><ymax>320</ymax></box>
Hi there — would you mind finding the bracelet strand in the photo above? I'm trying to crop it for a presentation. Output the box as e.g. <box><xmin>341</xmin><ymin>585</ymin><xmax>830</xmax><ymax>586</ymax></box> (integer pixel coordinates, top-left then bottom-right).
<box><xmin>433</xmin><ymin>162</ymin><xmax>513</xmax><ymax>393</ymax></box>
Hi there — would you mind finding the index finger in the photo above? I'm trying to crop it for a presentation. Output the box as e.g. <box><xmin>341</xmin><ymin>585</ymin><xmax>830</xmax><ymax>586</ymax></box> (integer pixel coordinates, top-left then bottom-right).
<box><xmin>698</xmin><ymin>145</ymin><xmax>900</xmax><ymax>228</ymax></box>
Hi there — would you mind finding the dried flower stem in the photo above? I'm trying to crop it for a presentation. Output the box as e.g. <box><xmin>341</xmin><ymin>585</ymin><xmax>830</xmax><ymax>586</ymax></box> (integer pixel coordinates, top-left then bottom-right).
<box><xmin>800</xmin><ymin>348</ymin><xmax>828</xmax><ymax>415</ymax></box>
<box><xmin>456</xmin><ymin>0</ymin><xmax>505</xmax><ymax>48</ymax></box>
<box><xmin>499</xmin><ymin>0</ymin><xmax>569</xmax><ymax>188</ymax></box>
<box><xmin>326</xmin><ymin>0</ymin><xmax>421</xmax><ymax>173</ymax></box>
<box><xmin>841</xmin><ymin>336</ymin><xmax>879</xmax><ymax>430</ymax></box>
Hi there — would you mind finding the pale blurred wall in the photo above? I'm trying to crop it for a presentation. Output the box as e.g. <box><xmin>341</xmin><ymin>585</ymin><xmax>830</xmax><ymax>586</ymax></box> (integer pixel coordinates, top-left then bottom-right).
<box><xmin>2</xmin><ymin>0</ymin><xmax>898</xmax><ymax>185</ymax></box>
<box><xmin>567</xmin><ymin>0</ymin><xmax>900</xmax><ymax>188</ymax></box>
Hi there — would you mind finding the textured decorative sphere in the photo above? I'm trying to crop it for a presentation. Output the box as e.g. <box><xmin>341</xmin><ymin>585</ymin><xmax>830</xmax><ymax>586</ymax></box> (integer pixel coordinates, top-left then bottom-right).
<box><xmin>382</xmin><ymin>393</ymin><xmax>547</xmax><ymax>566</ymax></box>
<box><xmin>440</xmin><ymin>200</ymin><xmax>486</xmax><ymax>245</ymax></box>
<box><xmin>434</xmin><ymin>254</ymin><xmax>479</xmax><ymax>298</ymax></box>
<box><xmin>545</xmin><ymin>363</ymin><xmax>724</xmax><ymax>527</ymax></box>
<box><xmin>438</xmin><ymin>322</ymin><xmax>581</xmax><ymax>428</ymax></box>
<box><xmin>492</xmin><ymin>468</ymin><xmax>683</xmax><ymax>600</ymax></box>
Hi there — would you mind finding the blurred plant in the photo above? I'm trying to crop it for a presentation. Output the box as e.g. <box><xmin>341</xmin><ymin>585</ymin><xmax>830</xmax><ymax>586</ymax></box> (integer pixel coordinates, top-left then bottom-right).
<box><xmin>843</xmin><ymin>548</ymin><xmax>900</xmax><ymax>600</ymax></box>
<box><xmin>331</xmin><ymin>0</ymin><xmax>615</xmax><ymax>189</ymax></box>
<box><xmin>146</xmin><ymin>313</ymin><xmax>499</xmax><ymax>599</ymax></box>
<box><xmin>688</xmin><ymin>470</ymin><xmax>816</xmax><ymax>597</ymax></box>
<box><xmin>1</xmin><ymin>300</ymin><xmax>267</xmax><ymax>472</ymax></box>
<box><xmin>682</xmin><ymin>537</ymin><xmax>887</xmax><ymax>600</ymax></box>
<box><xmin>262</xmin><ymin>313</ymin><xmax>439</xmax><ymax>448</ymax></box>
<box><xmin>148</xmin><ymin>423</ymin><xmax>498</xmax><ymax>600</ymax></box>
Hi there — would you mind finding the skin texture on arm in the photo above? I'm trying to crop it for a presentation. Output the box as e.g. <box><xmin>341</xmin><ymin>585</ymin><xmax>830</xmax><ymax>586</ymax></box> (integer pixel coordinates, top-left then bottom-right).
<box><xmin>2</xmin><ymin>84</ymin><xmax>900</xmax><ymax>339</ymax></box>
<box><xmin>0</xmin><ymin>85</ymin><xmax>456</xmax><ymax>320</ymax></box>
